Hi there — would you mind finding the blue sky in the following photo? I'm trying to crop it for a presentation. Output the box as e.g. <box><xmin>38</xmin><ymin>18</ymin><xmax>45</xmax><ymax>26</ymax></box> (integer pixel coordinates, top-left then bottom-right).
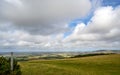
<box><xmin>102</xmin><ymin>0</ymin><xmax>120</xmax><ymax>7</ymax></box>
<box><xmin>0</xmin><ymin>0</ymin><xmax>120</xmax><ymax>52</ymax></box>
<box><xmin>64</xmin><ymin>0</ymin><xmax>120</xmax><ymax>38</ymax></box>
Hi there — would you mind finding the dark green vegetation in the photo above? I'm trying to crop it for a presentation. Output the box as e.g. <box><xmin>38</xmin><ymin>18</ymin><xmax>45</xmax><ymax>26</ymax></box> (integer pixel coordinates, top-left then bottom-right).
<box><xmin>71</xmin><ymin>53</ymin><xmax>114</xmax><ymax>58</ymax></box>
<box><xmin>0</xmin><ymin>57</ymin><xmax>21</xmax><ymax>75</ymax></box>
<box><xmin>19</xmin><ymin>54</ymin><xmax>120</xmax><ymax>75</ymax></box>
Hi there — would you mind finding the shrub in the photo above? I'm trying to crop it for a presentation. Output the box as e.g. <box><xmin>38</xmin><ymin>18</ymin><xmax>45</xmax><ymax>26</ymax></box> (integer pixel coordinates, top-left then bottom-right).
<box><xmin>0</xmin><ymin>56</ymin><xmax>21</xmax><ymax>75</ymax></box>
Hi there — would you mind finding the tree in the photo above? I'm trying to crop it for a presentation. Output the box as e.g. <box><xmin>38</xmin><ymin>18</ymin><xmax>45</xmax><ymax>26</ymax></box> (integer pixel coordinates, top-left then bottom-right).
<box><xmin>0</xmin><ymin>56</ymin><xmax>21</xmax><ymax>75</ymax></box>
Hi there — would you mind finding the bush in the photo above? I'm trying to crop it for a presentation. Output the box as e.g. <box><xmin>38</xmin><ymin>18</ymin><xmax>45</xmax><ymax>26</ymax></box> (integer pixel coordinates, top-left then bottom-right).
<box><xmin>0</xmin><ymin>56</ymin><xmax>21</xmax><ymax>75</ymax></box>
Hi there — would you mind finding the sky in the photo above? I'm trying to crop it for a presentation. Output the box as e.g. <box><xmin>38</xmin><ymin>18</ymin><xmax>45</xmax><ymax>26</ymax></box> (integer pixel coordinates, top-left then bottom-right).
<box><xmin>0</xmin><ymin>0</ymin><xmax>120</xmax><ymax>52</ymax></box>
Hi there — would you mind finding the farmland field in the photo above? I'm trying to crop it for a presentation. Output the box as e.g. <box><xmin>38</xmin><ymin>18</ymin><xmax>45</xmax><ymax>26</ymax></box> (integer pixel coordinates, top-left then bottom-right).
<box><xmin>19</xmin><ymin>54</ymin><xmax>120</xmax><ymax>75</ymax></box>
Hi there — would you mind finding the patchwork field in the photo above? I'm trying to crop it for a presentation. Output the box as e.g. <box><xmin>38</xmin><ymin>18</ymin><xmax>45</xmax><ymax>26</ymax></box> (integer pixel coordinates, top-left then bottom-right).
<box><xmin>19</xmin><ymin>54</ymin><xmax>120</xmax><ymax>75</ymax></box>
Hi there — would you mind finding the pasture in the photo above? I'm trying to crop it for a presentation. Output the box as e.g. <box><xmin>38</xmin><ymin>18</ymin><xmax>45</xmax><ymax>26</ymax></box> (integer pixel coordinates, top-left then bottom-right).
<box><xmin>19</xmin><ymin>54</ymin><xmax>120</xmax><ymax>75</ymax></box>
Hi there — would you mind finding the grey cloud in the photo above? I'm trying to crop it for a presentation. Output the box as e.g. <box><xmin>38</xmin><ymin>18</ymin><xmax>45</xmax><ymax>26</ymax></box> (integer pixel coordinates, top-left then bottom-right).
<box><xmin>0</xmin><ymin>0</ymin><xmax>91</xmax><ymax>35</ymax></box>
<box><xmin>1</xmin><ymin>0</ymin><xmax>120</xmax><ymax>52</ymax></box>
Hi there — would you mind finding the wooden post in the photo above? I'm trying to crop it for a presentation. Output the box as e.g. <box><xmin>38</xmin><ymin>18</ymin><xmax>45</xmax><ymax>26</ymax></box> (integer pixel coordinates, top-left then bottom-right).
<box><xmin>11</xmin><ymin>52</ymin><xmax>13</xmax><ymax>71</ymax></box>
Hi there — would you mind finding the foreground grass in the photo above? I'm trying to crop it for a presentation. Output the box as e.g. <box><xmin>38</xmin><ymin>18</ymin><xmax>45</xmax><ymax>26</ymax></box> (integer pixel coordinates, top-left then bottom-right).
<box><xmin>19</xmin><ymin>54</ymin><xmax>120</xmax><ymax>75</ymax></box>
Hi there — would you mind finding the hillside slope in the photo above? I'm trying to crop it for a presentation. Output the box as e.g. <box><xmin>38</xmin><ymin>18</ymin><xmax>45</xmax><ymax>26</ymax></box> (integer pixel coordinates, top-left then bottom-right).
<box><xmin>19</xmin><ymin>54</ymin><xmax>120</xmax><ymax>75</ymax></box>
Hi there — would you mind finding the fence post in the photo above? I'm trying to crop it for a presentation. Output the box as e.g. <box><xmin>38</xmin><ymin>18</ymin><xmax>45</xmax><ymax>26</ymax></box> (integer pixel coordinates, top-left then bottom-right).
<box><xmin>11</xmin><ymin>52</ymin><xmax>13</xmax><ymax>71</ymax></box>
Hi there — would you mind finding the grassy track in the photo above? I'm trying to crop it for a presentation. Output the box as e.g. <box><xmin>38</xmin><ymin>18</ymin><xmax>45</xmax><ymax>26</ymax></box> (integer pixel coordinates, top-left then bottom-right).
<box><xmin>19</xmin><ymin>54</ymin><xmax>120</xmax><ymax>75</ymax></box>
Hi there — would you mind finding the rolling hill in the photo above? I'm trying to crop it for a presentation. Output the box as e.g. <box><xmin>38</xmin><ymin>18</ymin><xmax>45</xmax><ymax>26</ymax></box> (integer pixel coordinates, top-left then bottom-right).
<box><xmin>19</xmin><ymin>54</ymin><xmax>120</xmax><ymax>75</ymax></box>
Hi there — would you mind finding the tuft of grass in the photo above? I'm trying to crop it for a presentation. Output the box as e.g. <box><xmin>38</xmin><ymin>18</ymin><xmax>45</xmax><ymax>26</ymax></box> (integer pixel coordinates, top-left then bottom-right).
<box><xmin>19</xmin><ymin>54</ymin><xmax>120</xmax><ymax>75</ymax></box>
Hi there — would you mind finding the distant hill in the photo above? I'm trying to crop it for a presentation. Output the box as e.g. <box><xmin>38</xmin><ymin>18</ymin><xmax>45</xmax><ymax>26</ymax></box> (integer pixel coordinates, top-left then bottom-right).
<box><xmin>0</xmin><ymin>50</ymin><xmax>120</xmax><ymax>59</ymax></box>
<box><xmin>71</xmin><ymin>50</ymin><xmax>120</xmax><ymax>58</ymax></box>
<box><xmin>92</xmin><ymin>50</ymin><xmax>120</xmax><ymax>54</ymax></box>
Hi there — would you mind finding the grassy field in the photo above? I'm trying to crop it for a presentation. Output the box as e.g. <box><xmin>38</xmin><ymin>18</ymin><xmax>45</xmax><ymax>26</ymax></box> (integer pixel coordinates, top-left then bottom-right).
<box><xmin>19</xmin><ymin>54</ymin><xmax>120</xmax><ymax>75</ymax></box>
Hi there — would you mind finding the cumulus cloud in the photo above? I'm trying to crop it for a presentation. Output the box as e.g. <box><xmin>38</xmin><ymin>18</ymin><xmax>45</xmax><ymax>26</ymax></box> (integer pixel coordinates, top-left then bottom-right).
<box><xmin>0</xmin><ymin>0</ymin><xmax>91</xmax><ymax>35</ymax></box>
<box><xmin>0</xmin><ymin>30</ymin><xmax>52</xmax><ymax>50</ymax></box>
<box><xmin>0</xmin><ymin>0</ymin><xmax>120</xmax><ymax>52</ymax></box>
<box><xmin>64</xmin><ymin>6</ymin><xmax>120</xmax><ymax>49</ymax></box>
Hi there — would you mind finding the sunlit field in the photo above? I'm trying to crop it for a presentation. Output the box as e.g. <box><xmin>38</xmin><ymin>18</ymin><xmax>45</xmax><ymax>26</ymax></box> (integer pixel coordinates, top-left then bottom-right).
<box><xmin>19</xmin><ymin>54</ymin><xmax>120</xmax><ymax>75</ymax></box>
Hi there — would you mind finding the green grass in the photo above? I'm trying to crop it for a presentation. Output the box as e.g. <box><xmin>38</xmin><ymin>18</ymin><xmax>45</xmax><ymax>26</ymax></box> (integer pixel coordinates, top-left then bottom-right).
<box><xmin>19</xmin><ymin>54</ymin><xmax>120</xmax><ymax>75</ymax></box>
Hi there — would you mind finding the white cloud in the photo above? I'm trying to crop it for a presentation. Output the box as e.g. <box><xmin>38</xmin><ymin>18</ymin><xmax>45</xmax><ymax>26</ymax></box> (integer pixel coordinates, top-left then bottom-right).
<box><xmin>0</xmin><ymin>0</ymin><xmax>91</xmax><ymax>35</ymax></box>
<box><xmin>73</xmin><ymin>23</ymin><xmax>86</xmax><ymax>34</ymax></box>
<box><xmin>0</xmin><ymin>0</ymin><xmax>120</xmax><ymax>51</ymax></box>
<box><xmin>64</xmin><ymin>6</ymin><xmax>120</xmax><ymax>49</ymax></box>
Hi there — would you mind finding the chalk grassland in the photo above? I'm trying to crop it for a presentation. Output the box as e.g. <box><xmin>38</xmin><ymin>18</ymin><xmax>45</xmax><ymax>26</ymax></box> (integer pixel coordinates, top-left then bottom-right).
<box><xmin>19</xmin><ymin>54</ymin><xmax>120</xmax><ymax>75</ymax></box>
